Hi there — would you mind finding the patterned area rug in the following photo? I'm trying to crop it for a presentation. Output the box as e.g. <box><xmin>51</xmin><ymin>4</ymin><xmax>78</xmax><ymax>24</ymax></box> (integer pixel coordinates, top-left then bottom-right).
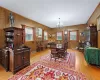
<box><xmin>40</xmin><ymin>52</ymin><xmax>75</xmax><ymax>69</ymax></box>
<box><xmin>8</xmin><ymin>62</ymin><xmax>87</xmax><ymax>80</ymax></box>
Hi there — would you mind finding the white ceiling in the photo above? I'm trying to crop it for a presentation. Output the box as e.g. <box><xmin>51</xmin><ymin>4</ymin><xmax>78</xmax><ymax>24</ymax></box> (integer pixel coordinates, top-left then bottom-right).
<box><xmin>0</xmin><ymin>0</ymin><xmax>100</xmax><ymax>28</ymax></box>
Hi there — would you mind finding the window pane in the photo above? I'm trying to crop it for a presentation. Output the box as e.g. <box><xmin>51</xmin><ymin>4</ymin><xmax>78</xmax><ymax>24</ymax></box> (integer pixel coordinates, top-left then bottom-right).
<box><xmin>25</xmin><ymin>28</ymin><xmax>33</xmax><ymax>34</ymax></box>
<box><xmin>25</xmin><ymin>27</ymin><xmax>33</xmax><ymax>41</ymax></box>
<box><xmin>70</xmin><ymin>32</ymin><xmax>77</xmax><ymax>40</ymax></box>
<box><xmin>44</xmin><ymin>31</ymin><xmax>48</xmax><ymax>40</ymax></box>
<box><xmin>36</xmin><ymin>28</ymin><xmax>42</xmax><ymax>38</ymax></box>
<box><xmin>57</xmin><ymin>32</ymin><xmax>62</xmax><ymax>40</ymax></box>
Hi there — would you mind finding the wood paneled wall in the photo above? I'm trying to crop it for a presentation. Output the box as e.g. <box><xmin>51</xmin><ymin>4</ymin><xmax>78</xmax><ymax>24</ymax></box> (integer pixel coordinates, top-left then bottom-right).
<box><xmin>0</xmin><ymin>7</ymin><xmax>51</xmax><ymax>51</ymax></box>
<box><xmin>87</xmin><ymin>3</ymin><xmax>100</xmax><ymax>48</ymax></box>
<box><xmin>98</xmin><ymin>31</ymin><xmax>100</xmax><ymax>48</ymax></box>
<box><xmin>87</xmin><ymin>3</ymin><xmax>100</xmax><ymax>25</ymax></box>
<box><xmin>0</xmin><ymin>7</ymin><xmax>6</xmax><ymax>48</ymax></box>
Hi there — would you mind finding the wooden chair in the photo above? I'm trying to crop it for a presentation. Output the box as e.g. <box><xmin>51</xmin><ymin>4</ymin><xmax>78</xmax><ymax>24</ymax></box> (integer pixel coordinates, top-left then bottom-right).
<box><xmin>36</xmin><ymin>41</ymin><xmax>44</xmax><ymax>51</ymax></box>
<box><xmin>57</xmin><ymin>48</ymin><xmax>66</xmax><ymax>59</ymax></box>
<box><xmin>36</xmin><ymin>42</ymin><xmax>40</xmax><ymax>52</ymax></box>
<box><xmin>51</xmin><ymin>48</ymin><xmax>66</xmax><ymax>61</ymax></box>
<box><xmin>50</xmin><ymin>43</ymin><xmax>56</xmax><ymax>48</ymax></box>
<box><xmin>63</xmin><ymin>42</ymin><xmax>68</xmax><ymax>52</ymax></box>
<box><xmin>50</xmin><ymin>48</ymin><xmax>59</xmax><ymax>61</ymax></box>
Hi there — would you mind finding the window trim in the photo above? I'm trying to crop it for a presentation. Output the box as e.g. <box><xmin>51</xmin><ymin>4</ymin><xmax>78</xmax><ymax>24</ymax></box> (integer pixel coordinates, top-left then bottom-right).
<box><xmin>69</xmin><ymin>30</ymin><xmax>79</xmax><ymax>42</ymax></box>
<box><xmin>36</xmin><ymin>28</ymin><xmax>42</xmax><ymax>38</ymax></box>
<box><xmin>25</xmin><ymin>27</ymin><xmax>34</xmax><ymax>42</ymax></box>
<box><xmin>44</xmin><ymin>31</ymin><xmax>48</xmax><ymax>41</ymax></box>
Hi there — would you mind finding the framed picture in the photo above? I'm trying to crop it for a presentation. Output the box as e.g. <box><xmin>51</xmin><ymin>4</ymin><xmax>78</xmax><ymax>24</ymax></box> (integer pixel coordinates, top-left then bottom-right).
<box><xmin>97</xmin><ymin>15</ymin><xmax>100</xmax><ymax>31</ymax></box>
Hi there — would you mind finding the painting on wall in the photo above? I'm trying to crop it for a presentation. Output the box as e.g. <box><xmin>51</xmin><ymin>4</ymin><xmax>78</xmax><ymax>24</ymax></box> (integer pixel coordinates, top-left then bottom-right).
<box><xmin>97</xmin><ymin>15</ymin><xmax>100</xmax><ymax>31</ymax></box>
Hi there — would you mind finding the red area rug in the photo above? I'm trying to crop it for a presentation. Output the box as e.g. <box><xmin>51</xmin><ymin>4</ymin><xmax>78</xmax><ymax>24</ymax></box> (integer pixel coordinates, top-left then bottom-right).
<box><xmin>9</xmin><ymin>62</ymin><xmax>87</xmax><ymax>80</ymax></box>
<box><xmin>8</xmin><ymin>52</ymin><xmax>87</xmax><ymax>80</ymax></box>
<box><xmin>40</xmin><ymin>52</ymin><xmax>75</xmax><ymax>69</ymax></box>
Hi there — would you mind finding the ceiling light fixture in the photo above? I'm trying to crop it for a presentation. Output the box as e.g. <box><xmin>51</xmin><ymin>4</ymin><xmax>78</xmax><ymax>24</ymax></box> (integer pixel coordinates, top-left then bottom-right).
<box><xmin>56</xmin><ymin>18</ymin><xmax>63</xmax><ymax>28</ymax></box>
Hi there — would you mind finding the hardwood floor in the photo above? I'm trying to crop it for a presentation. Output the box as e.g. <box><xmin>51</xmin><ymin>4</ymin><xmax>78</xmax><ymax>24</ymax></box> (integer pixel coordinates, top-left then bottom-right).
<box><xmin>0</xmin><ymin>49</ymin><xmax>100</xmax><ymax>80</ymax></box>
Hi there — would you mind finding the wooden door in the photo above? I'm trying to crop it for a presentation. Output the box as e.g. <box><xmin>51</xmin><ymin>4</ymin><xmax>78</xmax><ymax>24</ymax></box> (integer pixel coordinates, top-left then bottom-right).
<box><xmin>68</xmin><ymin>30</ymin><xmax>79</xmax><ymax>48</ymax></box>
<box><xmin>14</xmin><ymin>51</ymin><xmax>23</xmax><ymax>69</ymax></box>
<box><xmin>23</xmin><ymin>49</ymin><xmax>30</xmax><ymax>64</ymax></box>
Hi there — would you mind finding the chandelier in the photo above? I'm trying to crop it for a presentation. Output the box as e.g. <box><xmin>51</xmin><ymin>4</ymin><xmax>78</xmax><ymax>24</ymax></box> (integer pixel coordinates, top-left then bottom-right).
<box><xmin>56</xmin><ymin>18</ymin><xmax>63</xmax><ymax>28</ymax></box>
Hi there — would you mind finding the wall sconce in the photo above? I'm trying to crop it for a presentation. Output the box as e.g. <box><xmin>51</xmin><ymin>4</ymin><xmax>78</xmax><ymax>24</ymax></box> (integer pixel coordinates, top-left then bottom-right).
<box><xmin>80</xmin><ymin>32</ymin><xmax>84</xmax><ymax>36</ymax></box>
<box><xmin>64</xmin><ymin>31</ymin><xmax>67</xmax><ymax>34</ymax></box>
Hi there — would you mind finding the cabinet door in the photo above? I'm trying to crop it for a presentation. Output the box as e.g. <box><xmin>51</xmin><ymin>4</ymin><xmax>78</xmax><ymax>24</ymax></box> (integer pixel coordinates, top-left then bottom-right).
<box><xmin>14</xmin><ymin>29</ymin><xmax>23</xmax><ymax>47</ymax></box>
<box><xmin>0</xmin><ymin>49</ymin><xmax>2</xmax><ymax>64</ymax></box>
<box><xmin>90</xmin><ymin>33</ymin><xmax>97</xmax><ymax>47</ymax></box>
<box><xmin>14</xmin><ymin>30</ymin><xmax>18</xmax><ymax>47</ymax></box>
<box><xmin>1</xmin><ymin>50</ymin><xmax>9</xmax><ymax>71</ymax></box>
<box><xmin>17</xmin><ymin>30</ymin><xmax>23</xmax><ymax>45</ymax></box>
<box><xmin>14</xmin><ymin>51</ymin><xmax>23</xmax><ymax>69</ymax></box>
<box><xmin>23</xmin><ymin>50</ymin><xmax>30</xmax><ymax>64</ymax></box>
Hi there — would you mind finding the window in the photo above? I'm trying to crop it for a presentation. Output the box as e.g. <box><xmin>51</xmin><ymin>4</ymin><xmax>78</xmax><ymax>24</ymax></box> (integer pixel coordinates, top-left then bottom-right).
<box><xmin>44</xmin><ymin>31</ymin><xmax>48</xmax><ymax>40</ymax></box>
<box><xmin>25</xmin><ymin>27</ymin><xmax>33</xmax><ymax>41</ymax></box>
<box><xmin>57</xmin><ymin>32</ymin><xmax>62</xmax><ymax>40</ymax></box>
<box><xmin>36</xmin><ymin>28</ymin><xmax>42</xmax><ymax>38</ymax></box>
<box><xmin>69</xmin><ymin>31</ymin><xmax>78</xmax><ymax>41</ymax></box>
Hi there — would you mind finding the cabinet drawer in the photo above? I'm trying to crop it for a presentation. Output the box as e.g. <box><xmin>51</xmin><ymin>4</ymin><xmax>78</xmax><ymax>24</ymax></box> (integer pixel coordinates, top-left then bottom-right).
<box><xmin>14</xmin><ymin>51</ymin><xmax>23</xmax><ymax>54</ymax></box>
<box><xmin>23</xmin><ymin>49</ymin><xmax>30</xmax><ymax>52</ymax></box>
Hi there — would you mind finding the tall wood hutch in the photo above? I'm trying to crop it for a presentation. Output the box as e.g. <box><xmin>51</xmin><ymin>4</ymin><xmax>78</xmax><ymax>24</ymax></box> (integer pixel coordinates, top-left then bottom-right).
<box><xmin>0</xmin><ymin>27</ymin><xmax>30</xmax><ymax>74</ymax></box>
<box><xmin>84</xmin><ymin>25</ymin><xmax>97</xmax><ymax>47</ymax></box>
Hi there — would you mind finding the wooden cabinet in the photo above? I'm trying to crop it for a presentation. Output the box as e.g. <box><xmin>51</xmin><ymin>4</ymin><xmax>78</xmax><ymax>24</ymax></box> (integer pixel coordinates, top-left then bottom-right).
<box><xmin>4</xmin><ymin>27</ymin><xmax>23</xmax><ymax>48</ymax></box>
<box><xmin>9</xmin><ymin>48</ymin><xmax>30</xmax><ymax>74</ymax></box>
<box><xmin>1</xmin><ymin>27</ymin><xmax>31</xmax><ymax>74</ymax></box>
<box><xmin>84</xmin><ymin>25</ymin><xmax>97</xmax><ymax>47</ymax></box>
<box><xmin>15</xmin><ymin>29</ymin><xmax>23</xmax><ymax>46</ymax></box>
<box><xmin>14</xmin><ymin>51</ymin><xmax>23</xmax><ymax>70</ymax></box>
<box><xmin>90</xmin><ymin>27</ymin><xmax>97</xmax><ymax>47</ymax></box>
<box><xmin>23</xmin><ymin>49</ymin><xmax>30</xmax><ymax>64</ymax></box>
<box><xmin>0</xmin><ymin>48</ymin><xmax>30</xmax><ymax>74</ymax></box>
